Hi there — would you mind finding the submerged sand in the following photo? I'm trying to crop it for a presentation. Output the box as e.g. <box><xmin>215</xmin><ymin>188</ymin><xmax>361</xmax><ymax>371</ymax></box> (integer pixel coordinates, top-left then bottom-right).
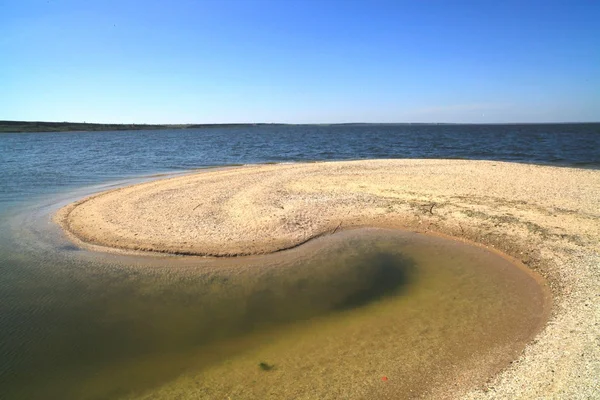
<box><xmin>55</xmin><ymin>159</ymin><xmax>600</xmax><ymax>399</ymax></box>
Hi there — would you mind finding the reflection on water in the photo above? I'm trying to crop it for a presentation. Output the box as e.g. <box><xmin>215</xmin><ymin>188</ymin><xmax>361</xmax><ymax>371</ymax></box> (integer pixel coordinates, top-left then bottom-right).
<box><xmin>0</xmin><ymin>201</ymin><xmax>548</xmax><ymax>399</ymax></box>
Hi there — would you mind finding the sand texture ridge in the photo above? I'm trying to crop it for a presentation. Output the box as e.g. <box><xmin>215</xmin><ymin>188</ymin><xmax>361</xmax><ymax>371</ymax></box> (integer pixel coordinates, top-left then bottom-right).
<box><xmin>55</xmin><ymin>159</ymin><xmax>600</xmax><ymax>399</ymax></box>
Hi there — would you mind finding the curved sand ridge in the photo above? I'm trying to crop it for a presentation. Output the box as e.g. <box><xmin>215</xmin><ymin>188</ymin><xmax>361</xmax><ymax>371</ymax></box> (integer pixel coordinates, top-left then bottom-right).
<box><xmin>55</xmin><ymin>159</ymin><xmax>600</xmax><ymax>399</ymax></box>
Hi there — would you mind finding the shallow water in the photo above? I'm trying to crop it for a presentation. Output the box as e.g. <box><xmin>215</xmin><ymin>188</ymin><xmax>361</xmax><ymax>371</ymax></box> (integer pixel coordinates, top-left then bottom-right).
<box><xmin>1</xmin><ymin>196</ymin><xmax>548</xmax><ymax>399</ymax></box>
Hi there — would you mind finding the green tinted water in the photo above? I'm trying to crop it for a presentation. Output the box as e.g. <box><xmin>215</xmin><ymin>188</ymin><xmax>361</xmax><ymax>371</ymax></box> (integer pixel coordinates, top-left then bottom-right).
<box><xmin>0</xmin><ymin>205</ymin><xmax>548</xmax><ymax>400</ymax></box>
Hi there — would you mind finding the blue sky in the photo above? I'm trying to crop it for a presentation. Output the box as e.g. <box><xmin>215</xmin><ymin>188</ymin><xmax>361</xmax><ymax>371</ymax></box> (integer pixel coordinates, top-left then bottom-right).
<box><xmin>1</xmin><ymin>0</ymin><xmax>599</xmax><ymax>123</ymax></box>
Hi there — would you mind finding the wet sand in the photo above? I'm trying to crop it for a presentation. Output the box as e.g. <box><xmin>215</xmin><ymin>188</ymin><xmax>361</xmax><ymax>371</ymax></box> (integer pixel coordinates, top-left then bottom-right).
<box><xmin>55</xmin><ymin>159</ymin><xmax>600</xmax><ymax>399</ymax></box>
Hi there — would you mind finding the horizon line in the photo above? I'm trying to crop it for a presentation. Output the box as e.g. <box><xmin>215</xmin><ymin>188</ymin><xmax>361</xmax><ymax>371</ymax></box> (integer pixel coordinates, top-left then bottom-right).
<box><xmin>2</xmin><ymin>120</ymin><xmax>600</xmax><ymax>126</ymax></box>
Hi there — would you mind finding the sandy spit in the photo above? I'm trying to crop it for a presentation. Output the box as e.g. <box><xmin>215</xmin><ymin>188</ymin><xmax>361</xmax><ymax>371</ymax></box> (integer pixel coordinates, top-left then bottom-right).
<box><xmin>54</xmin><ymin>159</ymin><xmax>600</xmax><ymax>399</ymax></box>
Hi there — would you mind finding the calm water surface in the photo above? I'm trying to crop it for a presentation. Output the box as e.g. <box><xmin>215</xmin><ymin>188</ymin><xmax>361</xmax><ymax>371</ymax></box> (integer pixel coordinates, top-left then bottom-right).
<box><xmin>0</xmin><ymin>123</ymin><xmax>583</xmax><ymax>398</ymax></box>
<box><xmin>1</xmin><ymin>123</ymin><xmax>598</xmax><ymax>205</ymax></box>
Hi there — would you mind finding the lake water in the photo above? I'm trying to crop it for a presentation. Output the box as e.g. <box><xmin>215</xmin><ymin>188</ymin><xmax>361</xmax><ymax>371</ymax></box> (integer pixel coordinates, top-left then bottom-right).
<box><xmin>0</xmin><ymin>123</ymin><xmax>592</xmax><ymax>398</ymax></box>
<box><xmin>1</xmin><ymin>123</ymin><xmax>598</xmax><ymax>206</ymax></box>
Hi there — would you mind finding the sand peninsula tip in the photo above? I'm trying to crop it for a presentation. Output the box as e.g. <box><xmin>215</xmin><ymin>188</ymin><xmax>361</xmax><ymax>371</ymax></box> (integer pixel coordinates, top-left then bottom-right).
<box><xmin>54</xmin><ymin>159</ymin><xmax>600</xmax><ymax>399</ymax></box>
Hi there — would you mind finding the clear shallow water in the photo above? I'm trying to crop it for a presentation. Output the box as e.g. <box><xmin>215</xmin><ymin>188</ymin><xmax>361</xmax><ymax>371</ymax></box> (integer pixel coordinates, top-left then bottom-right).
<box><xmin>0</xmin><ymin>124</ymin><xmax>571</xmax><ymax>398</ymax></box>
<box><xmin>0</xmin><ymin>221</ymin><xmax>547</xmax><ymax>399</ymax></box>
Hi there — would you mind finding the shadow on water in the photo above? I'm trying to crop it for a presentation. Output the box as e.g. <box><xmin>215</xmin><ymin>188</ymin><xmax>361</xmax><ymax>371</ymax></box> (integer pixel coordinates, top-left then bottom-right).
<box><xmin>334</xmin><ymin>252</ymin><xmax>415</xmax><ymax>311</ymax></box>
<box><xmin>0</xmin><ymin>231</ymin><xmax>418</xmax><ymax>400</ymax></box>
<box><xmin>235</xmin><ymin>251</ymin><xmax>416</xmax><ymax>333</ymax></box>
<box><xmin>57</xmin><ymin>244</ymin><xmax>81</xmax><ymax>252</ymax></box>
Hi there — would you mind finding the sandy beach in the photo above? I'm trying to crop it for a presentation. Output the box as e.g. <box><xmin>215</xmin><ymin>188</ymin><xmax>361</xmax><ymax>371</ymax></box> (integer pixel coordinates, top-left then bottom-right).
<box><xmin>55</xmin><ymin>159</ymin><xmax>600</xmax><ymax>399</ymax></box>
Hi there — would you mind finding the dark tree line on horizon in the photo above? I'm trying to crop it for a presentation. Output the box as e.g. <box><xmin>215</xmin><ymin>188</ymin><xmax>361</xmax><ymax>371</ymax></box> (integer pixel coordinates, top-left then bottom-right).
<box><xmin>0</xmin><ymin>120</ymin><xmax>287</xmax><ymax>133</ymax></box>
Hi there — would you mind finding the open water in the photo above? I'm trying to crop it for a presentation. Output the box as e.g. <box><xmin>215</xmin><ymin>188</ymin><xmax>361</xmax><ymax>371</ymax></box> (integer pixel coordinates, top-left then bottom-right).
<box><xmin>1</xmin><ymin>123</ymin><xmax>598</xmax><ymax>206</ymax></box>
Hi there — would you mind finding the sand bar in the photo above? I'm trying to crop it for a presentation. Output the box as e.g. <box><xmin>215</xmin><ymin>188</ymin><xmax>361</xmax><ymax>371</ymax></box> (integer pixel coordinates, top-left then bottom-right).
<box><xmin>55</xmin><ymin>159</ymin><xmax>600</xmax><ymax>399</ymax></box>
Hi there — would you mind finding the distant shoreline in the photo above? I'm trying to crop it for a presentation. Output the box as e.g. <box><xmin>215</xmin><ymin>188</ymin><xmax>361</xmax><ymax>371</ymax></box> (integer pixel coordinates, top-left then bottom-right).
<box><xmin>1</xmin><ymin>120</ymin><xmax>598</xmax><ymax>133</ymax></box>
<box><xmin>0</xmin><ymin>120</ymin><xmax>286</xmax><ymax>133</ymax></box>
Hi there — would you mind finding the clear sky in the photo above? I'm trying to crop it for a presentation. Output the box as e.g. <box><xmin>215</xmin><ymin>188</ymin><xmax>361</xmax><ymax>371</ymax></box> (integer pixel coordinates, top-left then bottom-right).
<box><xmin>1</xmin><ymin>0</ymin><xmax>599</xmax><ymax>124</ymax></box>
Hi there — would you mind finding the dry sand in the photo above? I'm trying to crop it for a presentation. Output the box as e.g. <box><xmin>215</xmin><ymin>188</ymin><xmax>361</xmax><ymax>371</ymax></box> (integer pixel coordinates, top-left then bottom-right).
<box><xmin>55</xmin><ymin>159</ymin><xmax>600</xmax><ymax>399</ymax></box>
